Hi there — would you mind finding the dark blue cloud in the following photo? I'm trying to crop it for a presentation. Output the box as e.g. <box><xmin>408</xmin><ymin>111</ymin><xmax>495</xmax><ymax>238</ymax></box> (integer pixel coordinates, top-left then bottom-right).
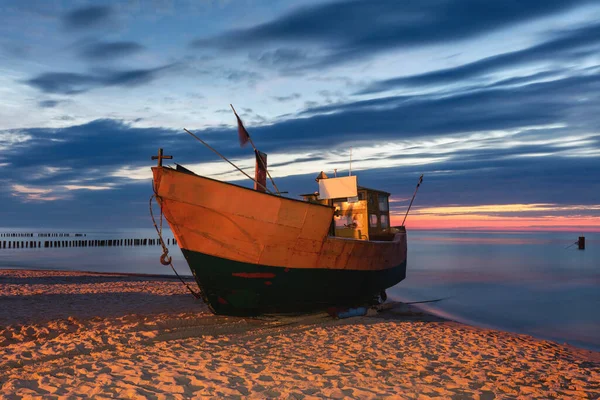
<box><xmin>327</xmin><ymin>155</ymin><xmax>600</xmax><ymax>216</ymax></box>
<box><xmin>15</xmin><ymin>71</ymin><xmax>600</xmax><ymax>171</ymax></box>
<box><xmin>251</xmin><ymin>48</ymin><xmax>308</xmax><ymax>68</ymax></box>
<box><xmin>77</xmin><ymin>41</ymin><xmax>145</xmax><ymax>61</ymax></box>
<box><xmin>224</xmin><ymin>70</ymin><xmax>263</xmax><ymax>83</ymax></box>
<box><xmin>28</xmin><ymin>72</ymin><xmax>99</xmax><ymax>95</ymax></box>
<box><xmin>267</xmin><ymin>155</ymin><xmax>327</xmax><ymax>169</ymax></box>
<box><xmin>250</xmin><ymin>74</ymin><xmax>600</xmax><ymax>151</ymax></box>
<box><xmin>359</xmin><ymin>22</ymin><xmax>600</xmax><ymax>94</ymax></box>
<box><xmin>62</xmin><ymin>5</ymin><xmax>114</xmax><ymax>31</ymax></box>
<box><xmin>272</xmin><ymin>93</ymin><xmax>301</xmax><ymax>102</ymax></box>
<box><xmin>2</xmin><ymin>147</ymin><xmax>597</xmax><ymax>229</ymax></box>
<box><xmin>37</xmin><ymin>100</ymin><xmax>63</xmax><ymax>108</ymax></box>
<box><xmin>20</xmin><ymin>71</ymin><xmax>598</xmax><ymax>173</ymax></box>
<box><xmin>483</xmin><ymin>71</ymin><xmax>561</xmax><ymax>89</ymax></box>
<box><xmin>5</xmin><ymin>120</ymin><xmax>180</xmax><ymax>171</ymax></box>
<box><xmin>192</xmin><ymin>0</ymin><xmax>594</xmax><ymax>69</ymax></box>
<box><xmin>26</xmin><ymin>64</ymin><xmax>177</xmax><ymax>94</ymax></box>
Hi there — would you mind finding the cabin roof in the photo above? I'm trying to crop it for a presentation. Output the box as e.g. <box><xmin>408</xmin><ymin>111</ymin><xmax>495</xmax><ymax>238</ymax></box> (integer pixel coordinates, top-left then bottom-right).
<box><xmin>300</xmin><ymin>185</ymin><xmax>390</xmax><ymax>197</ymax></box>
<box><xmin>357</xmin><ymin>186</ymin><xmax>391</xmax><ymax>196</ymax></box>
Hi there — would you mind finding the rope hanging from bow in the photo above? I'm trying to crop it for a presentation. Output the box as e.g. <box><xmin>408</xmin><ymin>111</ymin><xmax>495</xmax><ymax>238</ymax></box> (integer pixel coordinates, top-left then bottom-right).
<box><xmin>149</xmin><ymin>192</ymin><xmax>203</xmax><ymax>300</ymax></box>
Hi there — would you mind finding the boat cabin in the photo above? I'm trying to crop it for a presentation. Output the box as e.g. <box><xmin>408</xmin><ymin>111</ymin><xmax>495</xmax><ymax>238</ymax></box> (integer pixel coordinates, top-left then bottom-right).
<box><xmin>301</xmin><ymin>172</ymin><xmax>392</xmax><ymax>241</ymax></box>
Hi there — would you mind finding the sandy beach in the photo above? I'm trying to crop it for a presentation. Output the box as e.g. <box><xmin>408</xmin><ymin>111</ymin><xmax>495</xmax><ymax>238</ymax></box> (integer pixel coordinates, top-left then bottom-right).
<box><xmin>1</xmin><ymin>269</ymin><xmax>599</xmax><ymax>399</ymax></box>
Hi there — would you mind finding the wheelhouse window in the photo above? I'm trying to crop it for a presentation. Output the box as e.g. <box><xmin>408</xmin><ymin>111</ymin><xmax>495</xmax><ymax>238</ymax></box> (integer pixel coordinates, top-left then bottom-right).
<box><xmin>334</xmin><ymin>214</ymin><xmax>352</xmax><ymax>228</ymax></box>
<box><xmin>369</xmin><ymin>214</ymin><xmax>378</xmax><ymax>228</ymax></box>
<box><xmin>381</xmin><ymin>214</ymin><xmax>389</xmax><ymax>229</ymax></box>
<box><xmin>378</xmin><ymin>195</ymin><xmax>389</xmax><ymax>212</ymax></box>
<box><xmin>368</xmin><ymin>192</ymin><xmax>376</xmax><ymax>207</ymax></box>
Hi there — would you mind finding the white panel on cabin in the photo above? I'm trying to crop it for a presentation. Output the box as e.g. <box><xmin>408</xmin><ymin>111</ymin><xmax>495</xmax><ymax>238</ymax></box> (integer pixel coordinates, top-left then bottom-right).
<box><xmin>318</xmin><ymin>176</ymin><xmax>358</xmax><ymax>199</ymax></box>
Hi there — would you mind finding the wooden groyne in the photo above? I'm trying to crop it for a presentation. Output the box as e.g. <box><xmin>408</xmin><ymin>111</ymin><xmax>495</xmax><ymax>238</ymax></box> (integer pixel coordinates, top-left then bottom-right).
<box><xmin>0</xmin><ymin>233</ymin><xmax>86</xmax><ymax>238</ymax></box>
<box><xmin>0</xmin><ymin>238</ymin><xmax>177</xmax><ymax>249</ymax></box>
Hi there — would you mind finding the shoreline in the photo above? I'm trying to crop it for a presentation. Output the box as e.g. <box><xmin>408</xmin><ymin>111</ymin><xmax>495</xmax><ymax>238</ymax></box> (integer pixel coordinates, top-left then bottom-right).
<box><xmin>6</xmin><ymin>266</ymin><xmax>598</xmax><ymax>353</ymax></box>
<box><xmin>401</xmin><ymin>298</ymin><xmax>600</xmax><ymax>354</ymax></box>
<box><xmin>0</xmin><ymin>266</ymin><xmax>191</xmax><ymax>279</ymax></box>
<box><xmin>1</xmin><ymin>268</ymin><xmax>599</xmax><ymax>398</ymax></box>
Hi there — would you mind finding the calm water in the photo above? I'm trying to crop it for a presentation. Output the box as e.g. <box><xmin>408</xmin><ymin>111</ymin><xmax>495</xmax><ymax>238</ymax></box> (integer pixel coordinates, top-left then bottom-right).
<box><xmin>390</xmin><ymin>230</ymin><xmax>600</xmax><ymax>352</ymax></box>
<box><xmin>1</xmin><ymin>228</ymin><xmax>598</xmax><ymax>351</ymax></box>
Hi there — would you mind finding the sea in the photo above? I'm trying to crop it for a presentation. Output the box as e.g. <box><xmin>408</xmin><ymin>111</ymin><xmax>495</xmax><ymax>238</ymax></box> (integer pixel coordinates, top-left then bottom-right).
<box><xmin>1</xmin><ymin>227</ymin><xmax>598</xmax><ymax>351</ymax></box>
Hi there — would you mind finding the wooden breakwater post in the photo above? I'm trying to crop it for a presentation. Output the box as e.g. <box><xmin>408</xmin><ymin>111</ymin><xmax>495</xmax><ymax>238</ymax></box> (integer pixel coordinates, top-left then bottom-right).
<box><xmin>578</xmin><ymin>236</ymin><xmax>585</xmax><ymax>250</ymax></box>
<box><xmin>1</xmin><ymin>237</ymin><xmax>177</xmax><ymax>250</ymax></box>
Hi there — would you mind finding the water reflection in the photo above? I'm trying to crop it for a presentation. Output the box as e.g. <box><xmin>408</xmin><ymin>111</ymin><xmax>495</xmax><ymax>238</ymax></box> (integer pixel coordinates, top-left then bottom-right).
<box><xmin>390</xmin><ymin>230</ymin><xmax>600</xmax><ymax>351</ymax></box>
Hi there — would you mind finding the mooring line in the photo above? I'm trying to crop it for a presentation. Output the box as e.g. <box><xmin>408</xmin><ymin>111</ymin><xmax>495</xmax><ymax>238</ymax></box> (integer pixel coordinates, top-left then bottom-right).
<box><xmin>149</xmin><ymin>193</ymin><xmax>203</xmax><ymax>300</ymax></box>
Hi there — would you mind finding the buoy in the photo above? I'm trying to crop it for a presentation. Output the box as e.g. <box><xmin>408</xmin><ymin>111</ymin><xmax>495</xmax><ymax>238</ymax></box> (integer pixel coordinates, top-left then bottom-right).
<box><xmin>578</xmin><ymin>236</ymin><xmax>585</xmax><ymax>250</ymax></box>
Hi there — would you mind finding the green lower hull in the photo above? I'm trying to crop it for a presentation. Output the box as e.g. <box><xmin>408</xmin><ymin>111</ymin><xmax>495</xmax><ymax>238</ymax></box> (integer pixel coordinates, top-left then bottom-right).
<box><xmin>182</xmin><ymin>248</ymin><xmax>407</xmax><ymax>315</ymax></box>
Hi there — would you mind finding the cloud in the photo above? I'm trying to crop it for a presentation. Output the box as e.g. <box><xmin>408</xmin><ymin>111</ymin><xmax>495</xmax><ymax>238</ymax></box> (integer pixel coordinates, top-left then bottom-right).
<box><xmin>6</xmin><ymin>119</ymin><xmax>598</xmax><ymax>206</ymax></box>
<box><xmin>191</xmin><ymin>0</ymin><xmax>594</xmax><ymax>69</ymax></box>
<box><xmin>63</xmin><ymin>184</ymin><xmax>113</xmax><ymax>191</ymax></box>
<box><xmin>77</xmin><ymin>41</ymin><xmax>145</xmax><ymax>61</ymax></box>
<box><xmin>251</xmin><ymin>48</ymin><xmax>308</xmax><ymax>68</ymax></box>
<box><xmin>252</xmin><ymin>79</ymin><xmax>592</xmax><ymax>149</ymax></box>
<box><xmin>26</xmin><ymin>64</ymin><xmax>176</xmax><ymax>94</ymax></box>
<box><xmin>62</xmin><ymin>5</ymin><xmax>114</xmax><ymax>31</ymax></box>
<box><xmin>21</xmin><ymin>70</ymin><xmax>600</xmax><ymax>166</ymax></box>
<box><xmin>0</xmin><ymin>131</ymin><xmax>32</xmax><ymax>151</ymax></box>
<box><xmin>104</xmin><ymin>65</ymin><xmax>172</xmax><ymax>86</ymax></box>
<box><xmin>267</xmin><ymin>155</ymin><xmax>326</xmax><ymax>169</ymax></box>
<box><xmin>10</xmin><ymin>181</ymin><xmax>112</xmax><ymax>203</ymax></box>
<box><xmin>30</xmin><ymin>166</ymin><xmax>72</xmax><ymax>180</ymax></box>
<box><xmin>38</xmin><ymin>100</ymin><xmax>63</xmax><ymax>108</ymax></box>
<box><xmin>223</xmin><ymin>69</ymin><xmax>263</xmax><ymax>83</ymax></box>
<box><xmin>3</xmin><ymin>119</ymin><xmax>178</xmax><ymax>171</ymax></box>
<box><xmin>359</xmin><ymin>22</ymin><xmax>600</xmax><ymax>94</ymax></box>
<box><xmin>27</xmin><ymin>72</ymin><xmax>98</xmax><ymax>95</ymax></box>
<box><xmin>11</xmin><ymin>184</ymin><xmax>61</xmax><ymax>202</ymax></box>
<box><xmin>353</xmin><ymin>155</ymin><xmax>600</xmax><ymax>213</ymax></box>
<box><xmin>14</xmin><ymin>70</ymin><xmax>600</xmax><ymax>164</ymax></box>
<box><xmin>11</xmin><ymin>184</ymin><xmax>51</xmax><ymax>195</ymax></box>
<box><xmin>272</xmin><ymin>93</ymin><xmax>301</xmax><ymax>102</ymax></box>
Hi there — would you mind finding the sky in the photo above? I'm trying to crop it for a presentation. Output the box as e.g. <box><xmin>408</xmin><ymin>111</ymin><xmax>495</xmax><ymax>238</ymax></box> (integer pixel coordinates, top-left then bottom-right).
<box><xmin>1</xmin><ymin>0</ymin><xmax>599</xmax><ymax>231</ymax></box>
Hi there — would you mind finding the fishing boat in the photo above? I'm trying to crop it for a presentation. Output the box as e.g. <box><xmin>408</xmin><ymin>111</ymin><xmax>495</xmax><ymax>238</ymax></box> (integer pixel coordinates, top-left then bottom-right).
<box><xmin>150</xmin><ymin>112</ymin><xmax>420</xmax><ymax>316</ymax></box>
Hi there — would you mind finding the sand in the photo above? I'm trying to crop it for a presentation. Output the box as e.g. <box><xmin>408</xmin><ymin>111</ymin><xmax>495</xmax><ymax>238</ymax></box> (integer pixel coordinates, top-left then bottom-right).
<box><xmin>1</xmin><ymin>269</ymin><xmax>599</xmax><ymax>399</ymax></box>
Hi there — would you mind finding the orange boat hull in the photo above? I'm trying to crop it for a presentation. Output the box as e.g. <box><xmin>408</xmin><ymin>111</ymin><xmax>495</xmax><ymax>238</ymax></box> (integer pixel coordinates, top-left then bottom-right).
<box><xmin>152</xmin><ymin>166</ymin><xmax>407</xmax><ymax>314</ymax></box>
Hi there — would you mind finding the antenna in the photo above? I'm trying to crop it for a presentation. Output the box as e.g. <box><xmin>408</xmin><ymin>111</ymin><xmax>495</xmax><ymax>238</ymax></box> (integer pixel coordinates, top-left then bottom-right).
<box><xmin>349</xmin><ymin>147</ymin><xmax>352</xmax><ymax>176</ymax></box>
<box><xmin>402</xmin><ymin>174</ymin><xmax>424</xmax><ymax>226</ymax></box>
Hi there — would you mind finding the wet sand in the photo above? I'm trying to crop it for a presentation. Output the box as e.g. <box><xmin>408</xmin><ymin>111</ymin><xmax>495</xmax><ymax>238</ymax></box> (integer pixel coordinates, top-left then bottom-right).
<box><xmin>1</xmin><ymin>269</ymin><xmax>599</xmax><ymax>399</ymax></box>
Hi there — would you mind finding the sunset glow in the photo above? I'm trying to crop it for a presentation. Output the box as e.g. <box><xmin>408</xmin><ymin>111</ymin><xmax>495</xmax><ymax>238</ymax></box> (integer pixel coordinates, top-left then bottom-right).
<box><xmin>391</xmin><ymin>204</ymin><xmax>600</xmax><ymax>232</ymax></box>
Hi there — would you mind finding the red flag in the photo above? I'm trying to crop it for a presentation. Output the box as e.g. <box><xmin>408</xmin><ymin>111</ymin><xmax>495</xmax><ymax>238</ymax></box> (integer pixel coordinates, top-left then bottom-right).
<box><xmin>235</xmin><ymin>113</ymin><xmax>250</xmax><ymax>147</ymax></box>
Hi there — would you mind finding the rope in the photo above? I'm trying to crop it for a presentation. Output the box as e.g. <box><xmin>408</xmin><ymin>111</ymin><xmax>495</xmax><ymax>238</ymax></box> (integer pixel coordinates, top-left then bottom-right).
<box><xmin>183</xmin><ymin>128</ymin><xmax>273</xmax><ymax>194</ymax></box>
<box><xmin>565</xmin><ymin>241</ymin><xmax>579</xmax><ymax>249</ymax></box>
<box><xmin>149</xmin><ymin>193</ymin><xmax>202</xmax><ymax>300</ymax></box>
<box><xmin>404</xmin><ymin>297</ymin><xmax>449</xmax><ymax>305</ymax></box>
